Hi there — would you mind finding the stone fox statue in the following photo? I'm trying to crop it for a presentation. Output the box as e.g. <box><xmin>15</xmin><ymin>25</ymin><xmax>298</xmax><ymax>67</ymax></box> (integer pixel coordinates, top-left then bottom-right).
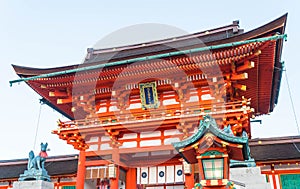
<box><xmin>28</xmin><ymin>142</ymin><xmax>48</xmax><ymax>171</ymax></box>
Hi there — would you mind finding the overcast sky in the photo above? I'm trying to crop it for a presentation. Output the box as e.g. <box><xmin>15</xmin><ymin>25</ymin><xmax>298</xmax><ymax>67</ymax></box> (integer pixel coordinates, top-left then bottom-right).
<box><xmin>0</xmin><ymin>0</ymin><xmax>299</xmax><ymax>160</ymax></box>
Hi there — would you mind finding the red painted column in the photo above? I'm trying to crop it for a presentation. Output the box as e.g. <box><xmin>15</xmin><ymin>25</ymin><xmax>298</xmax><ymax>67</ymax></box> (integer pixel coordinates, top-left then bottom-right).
<box><xmin>202</xmin><ymin>186</ymin><xmax>226</xmax><ymax>189</ymax></box>
<box><xmin>223</xmin><ymin>156</ymin><xmax>229</xmax><ymax>180</ymax></box>
<box><xmin>184</xmin><ymin>162</ymin><xmax>195</xmax><ymax>189</ymax></box>
<box><xmin>76</xmin><ymin>150</ymin><xmax>86</xmax><ymax>189</ymax></box>
<box><xmin>185</xmin><ymin>173</ymin><xmax>195</xmax><ymax>189</ymax></box>
<box><xmin>126</xmin><ymin>168</ymin><xmax>137</xmax><ymax>189</ymax></box>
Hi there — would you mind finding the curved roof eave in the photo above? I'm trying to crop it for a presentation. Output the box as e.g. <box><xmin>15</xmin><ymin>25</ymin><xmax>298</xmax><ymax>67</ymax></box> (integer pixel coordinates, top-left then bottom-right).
<box><xmin>172</xmin><ymin>115</ymin><xmax>250</xmax><ymax>162</ymax></box>
<box><xmin>12</xmin><ymin>13</ymin><xmax>287</xmax><ymax>77</ymax></box>
<box><xmin>173</xmin><ymin>119</ymin><xmax>248</xmax><ymax>150</ymax></box>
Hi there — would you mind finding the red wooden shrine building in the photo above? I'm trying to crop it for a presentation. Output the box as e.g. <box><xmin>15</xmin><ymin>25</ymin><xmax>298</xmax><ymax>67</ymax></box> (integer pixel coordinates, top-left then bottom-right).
<box><xmin>2</xmin><ymin>135</ymin><xmax>300</xmax><ymax>189</ymax></box>
<box><xmin>10</xmin><ymin>14</ymin><xmax>288</xmax><ymax>189</ymax></box>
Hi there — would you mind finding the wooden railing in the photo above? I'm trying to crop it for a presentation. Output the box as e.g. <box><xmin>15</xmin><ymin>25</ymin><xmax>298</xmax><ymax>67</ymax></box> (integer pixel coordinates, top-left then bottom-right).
<box><xmin>57</xmin><ymin>99</ymin><xmax>251</xmax><ymax>131</ymax></box>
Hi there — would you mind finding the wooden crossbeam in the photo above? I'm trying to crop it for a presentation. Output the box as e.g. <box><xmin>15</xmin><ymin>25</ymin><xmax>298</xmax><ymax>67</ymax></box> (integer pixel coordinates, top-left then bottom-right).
<box><xmin>237</xmin><ymin>60</ymin><xmax>255</xmax><ymax>72</ymax></box>
<box><xmin>233</xmin><ymin>83</ymin><xmax>247</xmax><ymax>91</ymax></box>
<box><xmin>57</xmin><ymin>98</ymin><xmax>72</xmax><ymax>104</ymax></box>
<box><xmin>49</xmin><ymin>91</ymin><xmax>68</xmax><ymax>97</ymax></box>
<box><xmin>85</xmin><ymin>160</ymin><xmax>110</xmax><ymax>167</ymax></box>
<box><xmin>231</xmin><ymin>73</ymin><xmax>248</xmax><ymax>80</ymax></box>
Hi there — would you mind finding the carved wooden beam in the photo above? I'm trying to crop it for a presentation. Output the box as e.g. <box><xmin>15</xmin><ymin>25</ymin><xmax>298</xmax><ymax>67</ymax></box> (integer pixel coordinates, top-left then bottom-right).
<box><xmin>57</xmin><ymin>97</ymin><xmax>72</xmax><ymax>104</ymax></box>
<box><xmin>237</xmin><ymin>60</ymin><xmax>255</xmax><ymax>72</ymax></box>
<box><xmin>233</xmin><ymin>83</ymin><xmax>247</xmax><ymax>91</ymax></box>
<box><xmin>231</xmin><ymin>73</ymin><xmax>248</xmax><ymax>80</ymax></box>
<box><xmin>107</xmin><ymin>129</ymin><xmax>121</xmax><ymax>148</ymax></box>
<box><xmin>49</xmin><ymin>90</ymin><xmax>68</xmax><ymax>97</ymax></box>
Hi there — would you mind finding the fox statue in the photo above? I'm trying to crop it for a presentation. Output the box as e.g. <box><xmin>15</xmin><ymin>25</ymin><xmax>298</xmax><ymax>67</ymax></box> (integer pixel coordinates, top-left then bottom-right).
<box><xmin>27</xmin><ymin>142</ymin><xmax>48</xmax><ymax>171</ymax></box>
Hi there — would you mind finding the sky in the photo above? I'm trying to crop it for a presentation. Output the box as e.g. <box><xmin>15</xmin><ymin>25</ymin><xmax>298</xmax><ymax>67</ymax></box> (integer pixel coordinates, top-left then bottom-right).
<box><xmin>0</xmin><ymin>0</ymin><xmax>299</xmax><ymax>160</ymax></box>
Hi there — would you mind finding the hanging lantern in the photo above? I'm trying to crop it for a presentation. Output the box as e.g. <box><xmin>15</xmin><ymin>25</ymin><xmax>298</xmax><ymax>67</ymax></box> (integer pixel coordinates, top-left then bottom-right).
<box><xmin>108</xmin><ymin>164</ymin><xmax>117</xmax><ymax>178</ymax></box>
<box><xmin>183</xmin><ymin>160</ymin><xmax>192</xmax><ymax>175</ymax></box>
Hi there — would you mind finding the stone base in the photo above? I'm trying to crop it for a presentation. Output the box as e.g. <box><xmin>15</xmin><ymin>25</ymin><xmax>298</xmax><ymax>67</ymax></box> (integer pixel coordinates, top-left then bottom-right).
<box><xmin>13</xmin><ymin>180</ymin><xmax>54</xmax><ymax>189</ymax></box>
<box><xmin>18</xmin><ymin>169</ymin><xmax>51</xmax><ymax>182</ymax></box>
<box><xmin>230</xmin><ymin>167</ymin><xmax>271</xmax><ymax>189</ymax></box>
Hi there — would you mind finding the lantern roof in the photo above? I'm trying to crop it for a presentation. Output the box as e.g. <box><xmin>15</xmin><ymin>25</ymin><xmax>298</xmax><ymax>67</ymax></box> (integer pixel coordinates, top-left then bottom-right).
<box><xmin>173</xmin><ymin>115</ymin><xmax>250</xmax><ymax>163</ymax></box>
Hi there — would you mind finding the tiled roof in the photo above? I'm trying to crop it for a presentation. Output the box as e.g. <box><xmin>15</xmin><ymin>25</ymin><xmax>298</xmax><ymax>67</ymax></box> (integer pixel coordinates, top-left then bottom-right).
<box><xmin>249</xmin><ymin>136</ymin><xmax>300</xmax><ymax>162</ymax></box>
<box><xmin>0</xmin><ymin>155</ymin><xmax>78</xmax><ymax>180</ymax></box>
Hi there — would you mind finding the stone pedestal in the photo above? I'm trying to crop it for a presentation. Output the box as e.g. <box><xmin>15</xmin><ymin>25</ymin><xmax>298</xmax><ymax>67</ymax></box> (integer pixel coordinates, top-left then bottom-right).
<box><xmin>18</xmin><ymin>169</ymin><xmax>51</xmax><ymax>182</ymax></box>
<box><xmin>230</xmin><ymin>167</ymin><xmax>271</xmax><ymax>189</ymax></box>
<box><xmin>13</xmin><ymin>180</ymin><xmax>54</xmax><ymax>189</ymax></box>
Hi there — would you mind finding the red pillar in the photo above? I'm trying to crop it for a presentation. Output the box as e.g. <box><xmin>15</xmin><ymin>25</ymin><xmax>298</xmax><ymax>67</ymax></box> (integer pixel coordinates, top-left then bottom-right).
<box><xmin>110</xmin><ymin>148</ymin><xmax>120</xmax><ymax>189</ymax></box>
<box><xmin>126</xmin><ymin>168</ymin><xmax>137</xmax><ymax>189</ymax></box>
<box><xmin>76</xmin><ymin>150</ymin><xmax>86</xmax><ymax>189</ymax></box>
<box><xmin>185</xmin><ymin>173</ymin><xmax>194</xmax><ymax>189</ymax></box>
<box><xmin>185</xmin><ymin>164</ymin><xmax>194</xmax><ymax>189</ymax></box>
<box><xmin>223</xmin><ymin>156</ymin><xmax>229</xmax><ymax>180</ymax></box>
<box><xmin>202</xmin><ymin>186</ymin><xmax>226</xmax><ymax>189</ymax></box>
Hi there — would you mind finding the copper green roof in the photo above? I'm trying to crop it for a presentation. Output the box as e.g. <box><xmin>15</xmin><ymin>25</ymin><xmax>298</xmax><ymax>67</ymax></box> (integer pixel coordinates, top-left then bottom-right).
<box><xmin>172</xmin><ymin>115</ymin><xmax>250</xmax><ymax>162</ymax></box>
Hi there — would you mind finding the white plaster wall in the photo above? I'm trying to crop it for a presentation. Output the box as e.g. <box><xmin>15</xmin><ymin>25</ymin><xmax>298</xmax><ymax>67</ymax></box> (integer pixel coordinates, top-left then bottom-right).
<box><xmin>230</xmin><ymin>167</ymin><xmax>271</xmax><ymax>189</ymax></box>
<box><xmin>84</xmin><ymin>179</ymin><xmax>97</xmax><ymax>189</ymax></box>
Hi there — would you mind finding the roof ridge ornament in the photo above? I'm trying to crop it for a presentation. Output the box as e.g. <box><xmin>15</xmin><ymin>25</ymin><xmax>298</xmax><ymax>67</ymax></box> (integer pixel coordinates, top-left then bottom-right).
<box><xmin>201</xmin><ymin>114</ymin><xmax>219</xmax><ymax>129</ymax></box>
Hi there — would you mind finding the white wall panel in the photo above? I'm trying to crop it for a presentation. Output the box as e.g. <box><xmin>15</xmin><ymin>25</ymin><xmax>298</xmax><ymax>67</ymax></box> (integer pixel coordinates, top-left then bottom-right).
<box><xmin>136</xmin><ymin>168</ymin><xmax>140</xmax><ymax>184</ymax></box>
<box><xmin>140</xmin><ymin>140</ymin><xmax>161</xmax><ymax>147</ymax></box>
<box><xmin>140</xmin><ymin>131</ymin><xmax>161</xmax><ymax>138</ymax></box>
<box><xmin>149</xmin><ymin>167</ymin><xmax>157</xmax><ymax>184</ymax></box>
<box><xmin>164</xmin><ymin>138</ymin><xmax>180</xmax><ymax>145</ymax></box>
<box><xmin>140</xmin><ymin>167</ymin><xmax>148</xmax><ymax>184</ymax></box>
<box><xmin>166</xmin><ymin>186</ymin><xmax>184</xmax><ymax>189</ymax></box>
<box><xmin>175</xmin><ymin>164</ymin><xmax>183</xmax><ymax>183</ymax></box>
<box><xmin>87</xmin><ymin>144</ymin><xmax>98</xmax><ymax>151</ymax></box>
<box><xmin>120</xmin><ymin>141</ymin><xmax>137</xmax><ymax>148</ymax></box>
<box><xmin>100</xmin><ymin>143</ymin><xmax>112</xmax><ymax>150</ymax></box>
<box><xmin>157</xmin><ymin>166</ymin><xmax>166</xmax><ymax>183</ymax></box>
<box><xmin>101</xmin><ymin>136</ymin><xmax>110</xmax><ymax>141</ymax></box>
<box><xmin>137</xmin><ymin>165</ymin><xmax>183</xmax><ymax>185</ymax></box>
<box><xmin>166</xmin><ymin>166</ymin><xmax>175</xmax><ymax>183</ymax></box>
<box><xmin>120</xmin><ymin>133</ymin><xmax>137</xmax><ymax>139</ymax></box>
<box><xmin>164</xmin><ymin>129</ymin><xmax>182</xmax><ymax>136</ymax></box>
